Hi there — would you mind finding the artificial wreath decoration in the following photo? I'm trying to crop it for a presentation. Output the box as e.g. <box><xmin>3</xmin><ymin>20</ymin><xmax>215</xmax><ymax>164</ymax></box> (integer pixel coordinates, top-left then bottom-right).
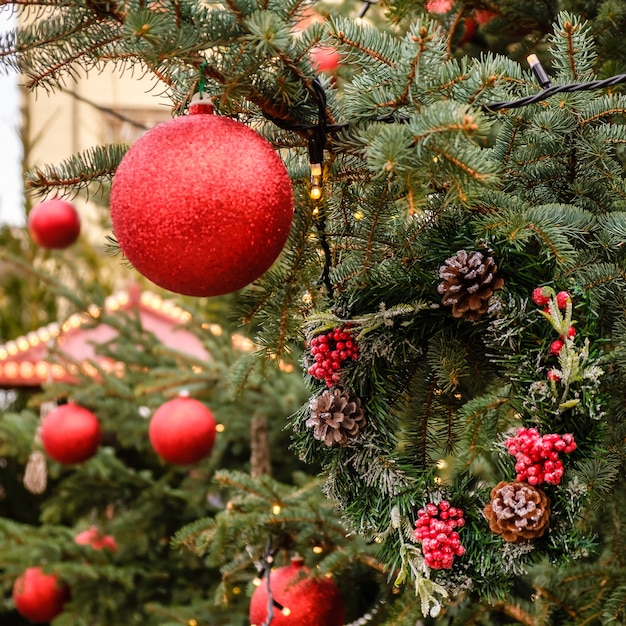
<box><xmin>293</xmin><ymin>279</ymin><xmax>606</xmax><ymax>613</ymax></box>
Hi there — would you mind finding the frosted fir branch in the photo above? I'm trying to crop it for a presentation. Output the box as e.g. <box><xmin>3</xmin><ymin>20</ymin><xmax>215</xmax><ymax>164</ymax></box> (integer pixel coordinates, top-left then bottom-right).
<box><xmin>302</xmin><ymin>301</ymin><xmax>430</xmax><ymax>341</ymax></box>
<box><xmin>558</xmin><ymin>475</ymin><xmax>589</xmax><ymax>524</ymax></box>
<box><xmin>348</xmin><ymin>445</ymin><xmax>413</xmax><ymax>495</ymax></box>
<box><xmin>552</xmin><ymin>337</ymin><xmax>604</xmax><ymax>409</ymax></box>
<box><xmin>499</xmin><ymin>542</ymin><xmax>535</xmax><ymax>576</ymax></box>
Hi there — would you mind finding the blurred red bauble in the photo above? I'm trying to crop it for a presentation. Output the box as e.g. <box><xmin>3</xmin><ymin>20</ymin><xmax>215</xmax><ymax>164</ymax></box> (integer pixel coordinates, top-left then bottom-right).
<box><xmin>109</xmin><ymin>103</ymin><xmax>294</xmax><ymax>297</ymax></box>
<box><xmin>75</xmin><ymin>526</ymin><xmax>118</xmax><ymax>552</ymax></box>
<box><xmin>13</xmin><ymin>567</ymin><xmax>70</xmax><ymax>623</ymax></box>
<box><xmin>249</xmin><ymin>557</ymin><xmax>345</xmax><ymax>626</ymax></box>
<box><xmin>41</xmin><ymin>403</ymin><xmax>102</xmax><ymax>464</ymax></box>
<box><xmin>148</xmin><ymin>397</ymin><xmax>217</xmax><ymax>465</ymax></box>
<box><xmin>474</xmin><ymin>9</ymin><xmax>498</xmax><ymax>25</ymax></box>
<box><xmin>459</xmin><ymin>17</ymin><xmax>478</xmax><ymax>44</ymax></box>
<box><xmin>28</xmin><ymin>198</ymin><xmax>81</xmax><ymax>249</ymax></box>
<box><xmin>310</xmin><ymin>46</ymin><xmax>341</xmax><ymax>74</ymax></box>
<box><xmin>425</xmin><ymin>0</ymin><xmax>453</xmax><ymax>13</ymax></box>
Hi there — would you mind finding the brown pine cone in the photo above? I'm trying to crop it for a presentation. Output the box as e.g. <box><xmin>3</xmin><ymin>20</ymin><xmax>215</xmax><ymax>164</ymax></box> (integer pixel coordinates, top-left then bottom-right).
<box><xmin>306</xmin><ymin>388</ymin><xmax>365</xmax><ymax>447</ymax></box>
<box><xmin>437</xmin><ymin>250</ymin><xmax>504</xmax><ymax>321</ymax></box>
<box><xmin>483</xmin><ymin>481</ymin><xmax>551</xmax><ymax>543</ymax></box>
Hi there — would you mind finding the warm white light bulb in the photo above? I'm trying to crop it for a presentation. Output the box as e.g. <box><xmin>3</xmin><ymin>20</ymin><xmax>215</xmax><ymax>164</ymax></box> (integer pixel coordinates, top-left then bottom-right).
<box><xmin>310</xmin><ymin>162</ymin><xmax>323</xmax><ymax>200</ymax></box>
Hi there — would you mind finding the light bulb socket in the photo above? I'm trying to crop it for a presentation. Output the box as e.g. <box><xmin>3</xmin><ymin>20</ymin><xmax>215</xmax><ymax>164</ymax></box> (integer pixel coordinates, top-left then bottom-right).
<box><xmin>527</xmin><ymin>54</ymin><xmax>551</xmax><ymax>89</ymax></box>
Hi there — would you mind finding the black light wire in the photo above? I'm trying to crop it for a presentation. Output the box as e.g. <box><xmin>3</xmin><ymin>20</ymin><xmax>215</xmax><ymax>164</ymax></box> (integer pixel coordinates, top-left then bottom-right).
<box><xmin>482</xmin><ymin>71</ymin><xmax>626</xmax><ymax>111</ymax></box>
<box><xmin>357</xmin><ymin>0</ymin><xmax>379</xmax><ymax>19</ymax></box>
<box><xmin>265</xmin><ymin>62</ymin><xmax>626</xmax><ymax>135</ymax></box>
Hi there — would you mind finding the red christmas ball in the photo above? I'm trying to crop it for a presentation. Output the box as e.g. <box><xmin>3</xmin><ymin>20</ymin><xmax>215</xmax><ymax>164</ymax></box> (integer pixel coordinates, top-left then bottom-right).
<box><xmin>458</xmin><ymin>17</ymin><xmax>478</xmax><ymax>45</ymax></box>
<box><xmin>310</xmin><ymin>46</ymin><xmax>341</xmax><ymax>73</ymax></box>
<box><xmin>474</xmin><ymin>9</ymin><xmax>498</xmax><ymax>25</ymax></box>
<box><xmin>13</xmin><ymin>567</ymin><xmax>70</xmax><ymax>623</ymax></box>
<box><xmin>41</xmin><ymin>403</ymin><xmax>102</xmax><ymax>464</ymax></box>
<box><xmin>148</xmin><ymin>397</ymin><xmax>217</xmax><ymax>465</ymax></box>
<box><xmin>28</xmin><ymin>198</ymin><xmax>81</xmax><ymax>249</ymax></box>
<box><xmin>110</xmin><ymin>106</ymin><xmax>294</xmax><ymax>297</ymax></box>
<box><xmin>75</xmin><ymin>526</ymin><xmax>118</xmax><ymax>552</ymax></box>
<box><xmin>249</xmin><ymin>557</ymin><xmax>345</xmax><ymax>626</ymax></box>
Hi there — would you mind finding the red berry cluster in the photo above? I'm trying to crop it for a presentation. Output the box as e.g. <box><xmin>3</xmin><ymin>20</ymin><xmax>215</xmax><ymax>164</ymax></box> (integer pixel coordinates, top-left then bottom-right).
<box><xmin>308</xmin><ymin>327</ymin><xmax>359</xmax><ymax>387</ymax></box>
<box><xmin>505</xmin><ymin>427</ymin><xmax>577</xmax><ymax>486</ymax></box>
<box><xmin>414</xmin><ymin>501</ymin><xmax>466</xmax><ymax>570</ymax></box>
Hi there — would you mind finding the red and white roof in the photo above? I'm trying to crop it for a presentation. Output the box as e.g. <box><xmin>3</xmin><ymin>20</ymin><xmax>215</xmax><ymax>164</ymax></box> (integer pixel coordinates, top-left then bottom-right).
<box><xmin>0</xmin><ymin>286</ymin><xmax>214</xmax><ymax>388</ymax></box>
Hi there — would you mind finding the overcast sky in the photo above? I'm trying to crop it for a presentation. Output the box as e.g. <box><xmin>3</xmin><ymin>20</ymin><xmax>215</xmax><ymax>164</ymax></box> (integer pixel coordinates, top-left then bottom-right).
<box><xmin>0</xmin><ymin>9</ymin><xmax>24</xmax><ymax>226</ymax></box>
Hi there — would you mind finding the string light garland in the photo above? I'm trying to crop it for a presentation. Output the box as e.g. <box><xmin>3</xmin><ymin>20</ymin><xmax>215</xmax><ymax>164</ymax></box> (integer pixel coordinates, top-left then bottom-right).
<box><xmin>262</xmin><ymin>56</ymin><xmax>626</xmax><ymax>205</ymax></box>
<box><xmin>248</xmin><ymin>538</ymin><xmax>287</xmax><ymax>626</ymax></box>
<box><xmin>482</xmin><ymin>58</ymin><xmax>626</xmax><ymax>111</ymax></box>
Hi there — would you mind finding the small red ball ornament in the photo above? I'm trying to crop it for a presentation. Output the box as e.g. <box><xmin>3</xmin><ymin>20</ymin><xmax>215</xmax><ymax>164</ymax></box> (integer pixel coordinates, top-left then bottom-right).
<box><xmin>110</xmin><ymin>97</ymin><xmax>294</xmax><ymax>297</ymax></box>
<box><xmin>41</xmin><ymin>403</ymin><xmax>102</xmax><ymax>464</ymax></box>
<box><xmin>148</xmin><ymin>397</ymin><xmax>217</xmax><ymax>465</ymax></box>
<box><xmin>75</xmin><ymin>526</ymin><xmax>118</xmax><ymax>552</ymax></box>
<box><xmin>249</xmin><ymin>556</ymin><xmax>345</xmax><ymax>626</ymax></box>
<box><xmin>13</xmin><ymin>567</ymin><xmax>70</xmax><ymax>623</ymax></box>
<box><xmin>310</xmin><ymin>46</ymin><xmax>341</xmax><ymax>74</ymax></box>
<box><xmin>28</xmin><ymin>198</ymin><xmax>81</xmax><ymax>249</ymax></box>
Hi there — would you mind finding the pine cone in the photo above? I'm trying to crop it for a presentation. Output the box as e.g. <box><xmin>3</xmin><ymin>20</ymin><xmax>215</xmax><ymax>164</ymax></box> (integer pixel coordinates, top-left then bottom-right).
<box><xmin>306</xmin><ymin>388</ymin><xmax>365</xmax><ymax>447</ymax></box>
<box><xmin>483</xmin><ymin>481</ymin><xmax>551</xmax><ymax>543</ymax></box>
<box><xmin>437</xmin><ymin>250</ymin><xmax>504</xmax><ymax>320</ymax></box>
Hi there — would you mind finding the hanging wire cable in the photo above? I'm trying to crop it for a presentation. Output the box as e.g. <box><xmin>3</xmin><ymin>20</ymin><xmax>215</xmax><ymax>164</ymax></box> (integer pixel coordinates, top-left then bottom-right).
<box><xmin>357</xmin><ymin>0</ymin><xmax>379</xmax><ymax>19</ymax></box>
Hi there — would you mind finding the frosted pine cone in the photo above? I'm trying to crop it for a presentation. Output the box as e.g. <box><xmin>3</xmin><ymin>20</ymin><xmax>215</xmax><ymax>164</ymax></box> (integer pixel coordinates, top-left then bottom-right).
<box><xmin>437</xmin><ymin>250</ymin><xmax>504</xmax><ymax>321</ymax></box>
<box><xmin>306</xmin><ymin>388</ymin><xmax>365</xmax><ymax>447</ymax></box>
<box><xmin>483</xmin><ymin>481</ymin><xmax>551</xmax><ymax>543</ymax></box>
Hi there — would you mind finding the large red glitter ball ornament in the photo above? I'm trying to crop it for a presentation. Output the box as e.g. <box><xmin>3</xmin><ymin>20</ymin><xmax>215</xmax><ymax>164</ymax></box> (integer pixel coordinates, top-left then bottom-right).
<box><xmin>13</xmin><ymin>567</ymin><xmax>70</xmax><ymax>623</ymax></box>
<box><xmin>148</xmin><ymin>397</ymin><xmax>217</xmax><ymax>465</ymax></box>
<box><xmin>109</xmin><ymin>99</ymin><xmax>294</xmax><ymax>297</ymax></box>
<box><xmin>249</xmin><ymin>556</ymin><xmax>345</xmax><ymax>626</ymax></box>
<box><xmin>41</xmin><ymin>403</ymin><xmax>102</xmax><ymax>464</ymax></box>
<box><xmin>28</xmin><ymin>198</ymin><xmax>81</xmax><ymax>249</ymax></box>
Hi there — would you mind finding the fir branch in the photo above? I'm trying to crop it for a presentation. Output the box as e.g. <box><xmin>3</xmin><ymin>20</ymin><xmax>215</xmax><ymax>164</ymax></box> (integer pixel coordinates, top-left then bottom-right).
<box><xmin>551</xmin><ymin>12</ymin><xmax>597</xmax><ymax>83</ymax></box>
<box><xmin>25</xmin><ymin>143</ymin><xmax>128</xmax><ymax>196</ymax></box>
<box><xmin>329</xmin><ymin>15</ymin><xmax>398</xmax><ymax>68</ymax></box>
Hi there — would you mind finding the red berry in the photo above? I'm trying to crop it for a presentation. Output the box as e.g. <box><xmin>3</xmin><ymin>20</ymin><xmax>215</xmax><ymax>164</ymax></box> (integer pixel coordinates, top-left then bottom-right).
<box><xmin>556</xmin><ymin>291</ymin><xmax>572</xmax><ymax>309</ymax></box>
<box><xmin>550</xmin><ymin>339</ymin><xmax>564</xmax><ymax>355</ymax></box>
<box><xmin>532</xmin><ymin>287</ymin><xmax>551</xmax><ymax>306</ymax></box>
<box><xmin>426</xmin><ymin>503</ymin><xmax>439</xmax><ymax>516</ymax></box>
<box><xmin>548</xmin><ymin>370</ymin><xmax>561</xmax><ymax>382</ymax></box>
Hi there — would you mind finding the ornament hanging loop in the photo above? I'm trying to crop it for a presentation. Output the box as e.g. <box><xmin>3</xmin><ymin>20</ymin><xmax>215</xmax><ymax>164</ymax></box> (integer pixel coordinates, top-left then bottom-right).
<box><xmin>189</xmin><ymin>60</ymin><xmax>214</xmax><ymax>114</ymax></box>
<box><xmin>198</xmin><ymin>59</ymin><xmax>208</xmax><ymax>99</ymax></box>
